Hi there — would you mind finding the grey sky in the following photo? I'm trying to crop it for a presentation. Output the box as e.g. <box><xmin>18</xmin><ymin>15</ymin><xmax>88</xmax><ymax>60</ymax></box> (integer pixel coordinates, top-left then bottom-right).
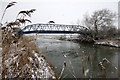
<box><xmin>0</xmin><ymin>0</ymin><xmax>119</xmax><ymax>25</ymax></box>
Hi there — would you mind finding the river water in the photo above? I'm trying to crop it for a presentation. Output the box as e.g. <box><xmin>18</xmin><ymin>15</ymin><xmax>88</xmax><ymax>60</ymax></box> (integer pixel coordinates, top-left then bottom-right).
<box><xmin>35</xmin><ymin>34</ymin><xmax>119</xmax><ymax>78</ymax></box>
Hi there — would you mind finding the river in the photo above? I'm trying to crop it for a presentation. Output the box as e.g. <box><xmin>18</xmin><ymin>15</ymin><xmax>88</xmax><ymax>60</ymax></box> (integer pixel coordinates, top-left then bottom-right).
<box><xmin>34</xmin><ymin>34</ymin><xmax>119</xmax><ymax>78</ymax></box>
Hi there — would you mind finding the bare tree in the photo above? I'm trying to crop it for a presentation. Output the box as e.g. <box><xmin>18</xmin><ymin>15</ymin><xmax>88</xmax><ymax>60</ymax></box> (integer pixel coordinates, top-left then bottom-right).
<box><xmin>83</xmin><ymin>9</ymin><xmax>116</xmax><ymax>39</ymax></box>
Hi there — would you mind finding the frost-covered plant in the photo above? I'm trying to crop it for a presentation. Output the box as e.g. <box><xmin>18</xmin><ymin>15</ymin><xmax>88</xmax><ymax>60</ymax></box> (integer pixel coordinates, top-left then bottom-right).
<box><xmin>1</xmin><ymin>2</ymin><xmax>56</xmax><ymax>79</ymax></box>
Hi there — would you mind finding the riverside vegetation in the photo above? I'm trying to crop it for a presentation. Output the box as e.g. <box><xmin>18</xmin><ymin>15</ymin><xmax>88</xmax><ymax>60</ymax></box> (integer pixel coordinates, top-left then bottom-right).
<box><xmin>0</xmin><ymin>2</ymin><xmax>56</xmax><ymax>79</ymax></box>
<box><xmin>80</xmin><ymin>9</ymin><xmax>120</xmax><ymax>48</ymax></box>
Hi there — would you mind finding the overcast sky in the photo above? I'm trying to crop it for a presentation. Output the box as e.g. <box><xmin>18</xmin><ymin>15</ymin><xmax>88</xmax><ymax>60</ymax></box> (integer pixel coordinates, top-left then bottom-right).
<box><xmin>0</xmin><ymin>0</ymin><xmax>119</xmax><ymax>25</ymax></box>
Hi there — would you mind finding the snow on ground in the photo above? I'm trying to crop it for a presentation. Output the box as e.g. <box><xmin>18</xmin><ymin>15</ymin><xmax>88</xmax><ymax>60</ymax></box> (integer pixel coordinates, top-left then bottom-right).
<box><xmin>95</xmin><ymin>39</ymin><xmax>120</xmax><ymax>48</ymax></box>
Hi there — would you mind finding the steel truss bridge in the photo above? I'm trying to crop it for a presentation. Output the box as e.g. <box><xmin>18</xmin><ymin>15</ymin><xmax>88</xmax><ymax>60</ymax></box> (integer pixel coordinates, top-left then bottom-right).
<box><xmin>22</xmin><ymin>23</ymin><xmax>91</xmax><ymax>35</ymax></box>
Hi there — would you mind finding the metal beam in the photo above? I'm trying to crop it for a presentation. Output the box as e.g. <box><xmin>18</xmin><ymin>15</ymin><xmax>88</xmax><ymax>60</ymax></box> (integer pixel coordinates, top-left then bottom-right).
<box><xmin>23</xmin><ymin>30</ymin><xmax>77</xmax><ymax>34</ymax></box>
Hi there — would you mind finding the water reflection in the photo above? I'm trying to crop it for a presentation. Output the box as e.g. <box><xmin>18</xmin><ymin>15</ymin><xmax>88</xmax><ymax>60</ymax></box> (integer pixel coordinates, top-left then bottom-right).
<box><xmin>36</xmin><ymin>35</ymin><xmax>119</xmax><ymax>78</ymax></box>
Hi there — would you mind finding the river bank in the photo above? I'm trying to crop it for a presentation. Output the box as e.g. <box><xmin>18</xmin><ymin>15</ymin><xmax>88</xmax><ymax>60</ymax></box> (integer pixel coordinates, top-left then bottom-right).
<box><xmin>1</xmin><ymin>34</ymin><xmax>56</xmax><ymax>78</ymax></box>
<box><xmin>59</xmin><ymin>36</ymin><xmax>120</xmax><ymax>48</ymax></box>
<box><xmin>95</xmin><ymin>38</ymin><xmax>120</xmax><ymax>48</ymax></box>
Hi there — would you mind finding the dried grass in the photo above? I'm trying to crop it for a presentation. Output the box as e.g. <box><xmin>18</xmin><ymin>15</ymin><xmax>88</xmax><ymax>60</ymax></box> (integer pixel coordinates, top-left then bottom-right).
<box><xmin>2</xmin><ymin>33</ymin><xmax>56</xmax><ymax>78</ymax></box>
<box><xmin>1</xmin><ymin>2</ymin><xmax>56</xmax><ymax>78</ymax></box>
